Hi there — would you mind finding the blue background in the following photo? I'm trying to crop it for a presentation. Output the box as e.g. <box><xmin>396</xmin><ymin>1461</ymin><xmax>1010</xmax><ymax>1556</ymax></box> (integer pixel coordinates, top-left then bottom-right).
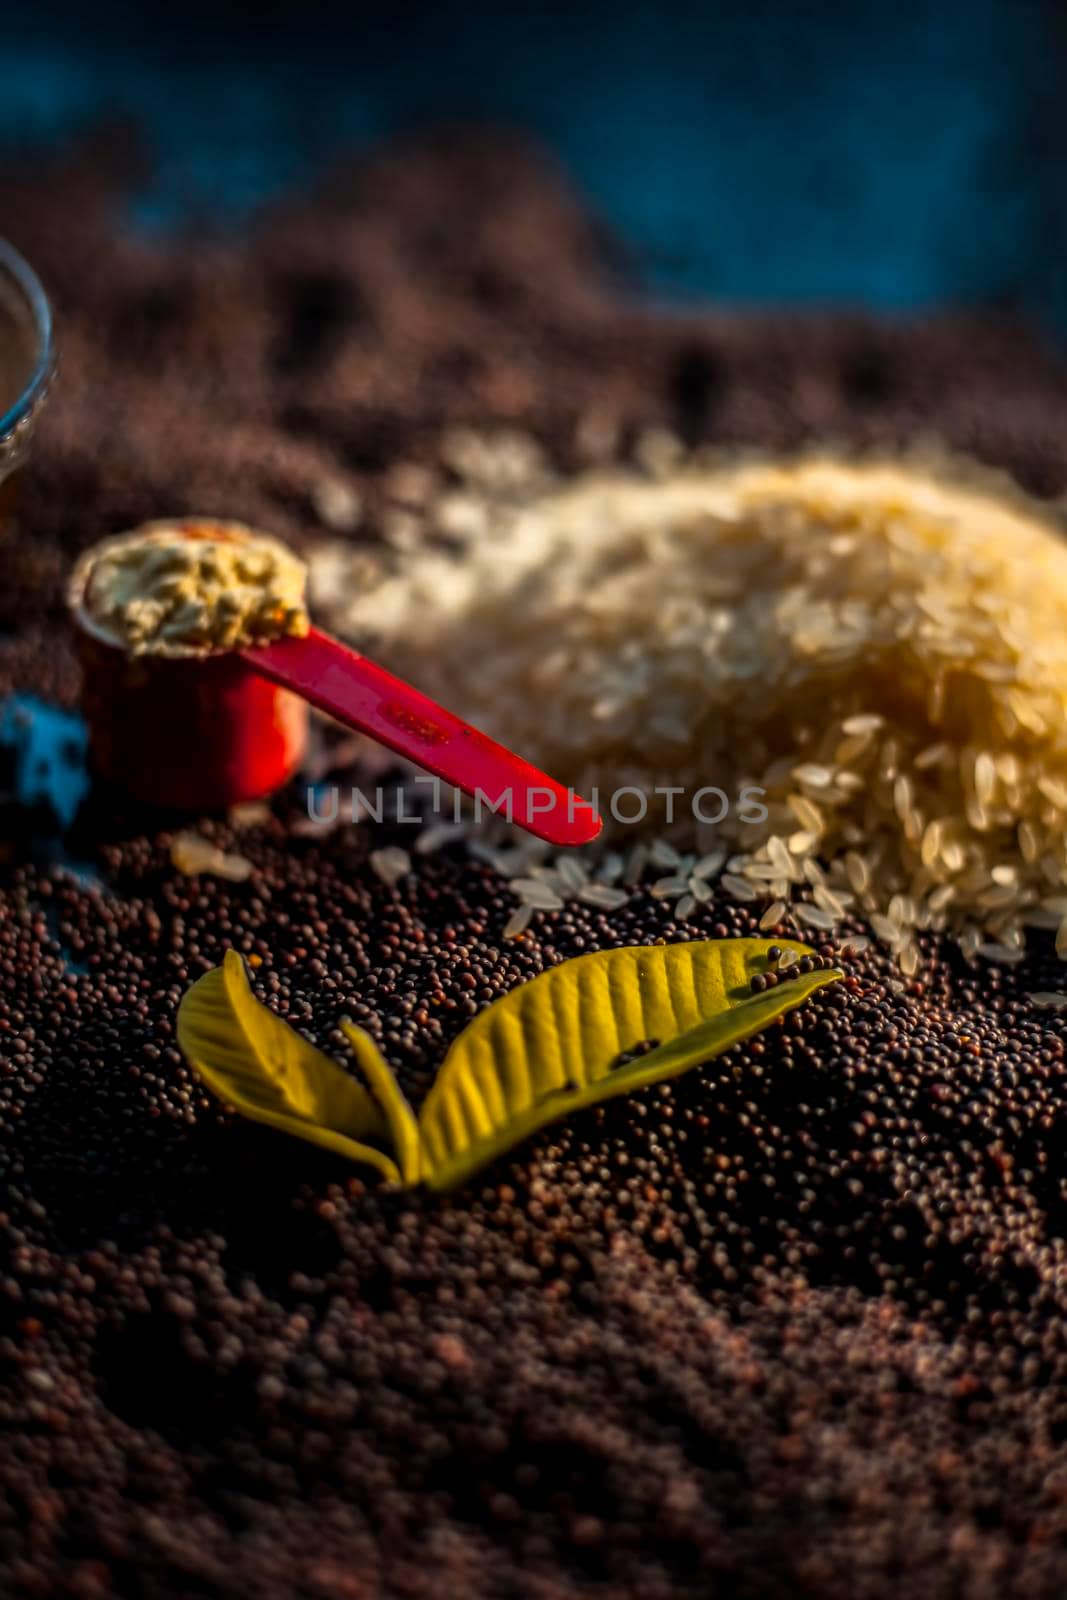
<box><xmin>2</xmin><ymin>1</ymin><xmax>1063</xmax><ymax>320</ymax></box>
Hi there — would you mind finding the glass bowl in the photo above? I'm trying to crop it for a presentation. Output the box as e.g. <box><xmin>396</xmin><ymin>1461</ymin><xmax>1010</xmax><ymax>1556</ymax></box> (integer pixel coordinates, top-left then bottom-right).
<box><xmin>0</xmin><ymin>237</ymin><xmax>54</xmax><ymax>488</ymax></box>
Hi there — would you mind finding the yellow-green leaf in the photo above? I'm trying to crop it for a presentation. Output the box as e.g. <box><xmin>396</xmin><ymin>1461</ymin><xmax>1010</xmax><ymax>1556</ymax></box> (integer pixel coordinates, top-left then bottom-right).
<box><xmin>339</xmin><ymin>1019</ymin><xmax>421</xmax><ymax>1185</ymax></box>
<box><xmin>416</xmin><ymin>939</ymin><xmax>841</xmax><ymax>1191</ymax></box>
<box><xmin>177</xmin><ymin>949</ymin><xmax>401</xmax><ymax>1181</ymax></box>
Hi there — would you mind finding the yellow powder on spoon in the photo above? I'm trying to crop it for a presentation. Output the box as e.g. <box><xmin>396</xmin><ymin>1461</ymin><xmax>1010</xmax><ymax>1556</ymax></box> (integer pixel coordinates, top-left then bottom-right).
<box><xmin>83</xmin><ymin>519</ymin><xmax>309</xmax><ymax>656</ymax></box>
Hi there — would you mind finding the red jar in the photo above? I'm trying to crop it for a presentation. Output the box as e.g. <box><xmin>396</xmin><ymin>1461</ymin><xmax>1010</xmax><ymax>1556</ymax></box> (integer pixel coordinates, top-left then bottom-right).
<box><xmin>67</xmin><ymin>521</ymin><xmax>309</xmax><ymax>811</ymax></box>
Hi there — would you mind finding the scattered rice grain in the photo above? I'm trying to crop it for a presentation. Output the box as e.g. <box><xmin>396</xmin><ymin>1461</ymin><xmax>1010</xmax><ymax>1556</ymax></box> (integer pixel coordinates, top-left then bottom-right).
<box><xmin>510</xmin><ymin>877</ymin><xmax>565</xmax><ymax>912</ymax></box>
<box><xmin>651</xmin><ymin>875</ymin><xmax>690</xmax><ymax>899</ymax></box>
<box><xmin>1028</xmin><ymin>991</ymin><xmax>1067</xmax><ymax>1010</ymax></box>
<box><xmin>171</xmin><ymin>832</ymin><xmax>253</xmax><ymax>883</ymax></box>
<box><xmin>578</xmin><ymin>883</ymin><xmax>630</xmax><ymax>911</ymax></box>
<box><xmin>503</xmin><ymin>904</ymin><xmax>534</xmax><ymax>939</ymax></box>
<box><xmin>722</xmin><ymin>872</ymin><xmax>758</xmax><ymax>903</ymax></box>
<box><xmin>759</xmin><ymin>899</ymin><xmax>788</xmax><ymax>931</ymax></box>
<box><xmin>369</xmin><ymin>846</ymin><xmax>412</xmax><ymax>888</ymax></box>
<box><xmin>796</xmin><ymin>902</ymin><xmax>836</xmax><ymax>931</ymax></box>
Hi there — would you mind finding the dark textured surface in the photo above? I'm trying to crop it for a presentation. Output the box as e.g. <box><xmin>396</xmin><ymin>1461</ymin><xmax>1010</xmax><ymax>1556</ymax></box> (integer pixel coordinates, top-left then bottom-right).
<box><xmin>2</xmin><ymin>0</ymin><xmax>1063</xmax><ymax>318</ymax></box>
<box><xmin>5</xmin><ymin>133</ymin><xmax>1067</xmax><ymax>1598</ymax></box>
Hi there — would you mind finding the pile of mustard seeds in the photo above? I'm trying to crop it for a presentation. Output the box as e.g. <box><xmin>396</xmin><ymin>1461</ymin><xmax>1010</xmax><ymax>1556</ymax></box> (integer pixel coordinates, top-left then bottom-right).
<box><xmin>6</xmin><ymin>128</ymin><xmax>1067</xmax><ymax>1600</ymax></box>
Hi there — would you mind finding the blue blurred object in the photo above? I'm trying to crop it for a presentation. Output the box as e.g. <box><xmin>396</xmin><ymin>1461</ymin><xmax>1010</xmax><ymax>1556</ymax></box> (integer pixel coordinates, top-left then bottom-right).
<box><xmin>1</xmin><ymin>0</ymin><xmax>1062</xmax><ymax>319</ymax></box>
<box><xmin>0</xmin><ymin>694</ymin><xmax>88</xmax><ymax>828</ymax></box>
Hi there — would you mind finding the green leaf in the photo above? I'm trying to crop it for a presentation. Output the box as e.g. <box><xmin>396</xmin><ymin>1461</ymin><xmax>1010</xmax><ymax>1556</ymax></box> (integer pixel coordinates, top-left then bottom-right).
<box><xmin>177</xmin><ymin>949</ymin><xmax>402</xmax><ymax>1181</ymax></box>
<box><xmin>416</xmin><ymin>939</ymin><xmax>841</xmax><ymax>1191</ymax></box>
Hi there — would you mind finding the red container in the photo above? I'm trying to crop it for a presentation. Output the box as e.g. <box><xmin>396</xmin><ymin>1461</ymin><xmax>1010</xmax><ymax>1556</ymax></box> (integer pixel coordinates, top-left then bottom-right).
<box><xmin>67</xmin><ymin>522</ymin><xmax>309</xmax><ymax>811</ymax></box>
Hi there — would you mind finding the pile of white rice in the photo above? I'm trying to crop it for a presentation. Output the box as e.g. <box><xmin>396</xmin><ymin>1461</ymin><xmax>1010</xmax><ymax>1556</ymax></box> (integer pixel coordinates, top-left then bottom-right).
<box><xmin>312</xmin><ymin>451</ymin><xmax>1067</xmax><ymax>971</ymax></box>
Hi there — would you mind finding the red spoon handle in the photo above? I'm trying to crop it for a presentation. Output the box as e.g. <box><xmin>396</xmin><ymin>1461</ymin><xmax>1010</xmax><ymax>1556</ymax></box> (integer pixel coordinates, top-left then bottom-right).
<box><xmin>241</xmin><ymin>628</ymin><xmax>602</xmax><ymax>848</ymax></box>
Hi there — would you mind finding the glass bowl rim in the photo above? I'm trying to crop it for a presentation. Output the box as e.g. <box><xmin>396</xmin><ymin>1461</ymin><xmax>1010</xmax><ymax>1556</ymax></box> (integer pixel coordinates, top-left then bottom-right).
<box><xmin>0</xmin><ymin>236</ymin><xmax>54</xmax><ymax>440</ymax></box>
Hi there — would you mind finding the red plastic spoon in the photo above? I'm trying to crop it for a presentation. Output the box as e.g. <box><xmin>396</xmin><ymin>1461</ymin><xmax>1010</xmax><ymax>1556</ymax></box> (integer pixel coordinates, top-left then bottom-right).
<box><xmin>242</xmin><ymin>627</ymin><xmax>602</xmax><ymax>848</ymax></box>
